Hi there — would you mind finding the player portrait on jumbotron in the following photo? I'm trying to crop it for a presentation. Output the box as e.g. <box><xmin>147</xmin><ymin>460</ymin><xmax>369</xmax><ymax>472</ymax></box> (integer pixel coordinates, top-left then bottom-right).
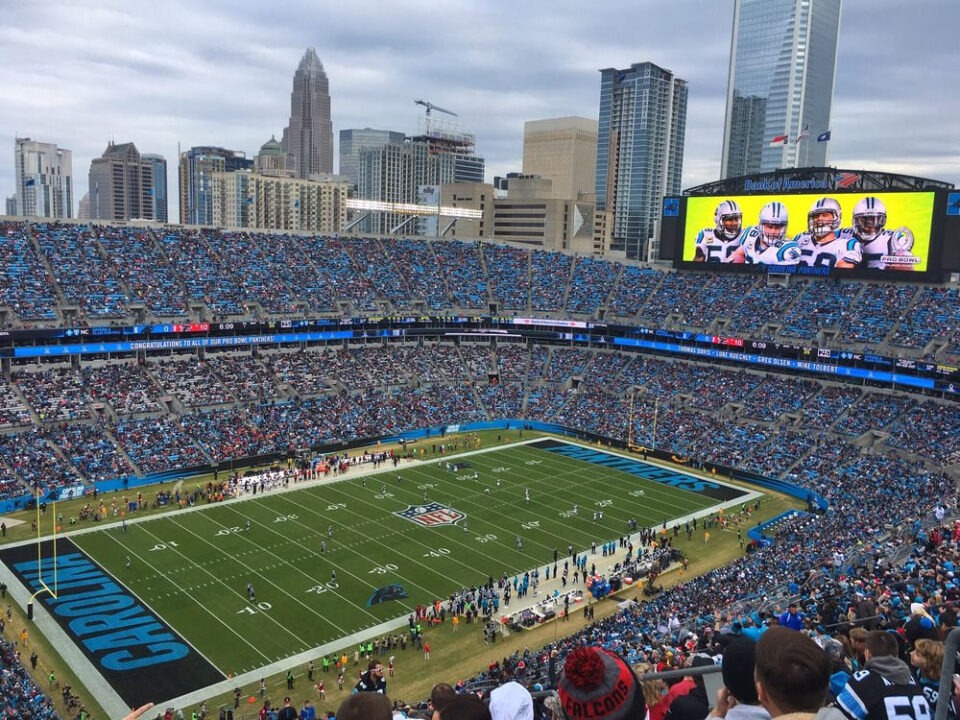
<box><xmin>694</xmin><ymin>200</ymin><xmax>749</xmax><ymax>263</ymax></box>
<box><xmin>733</xmin><ymin>201</ymin><xmax>801</xmax><ymax>265</ymax></box>
<box><xmin>794</xmin><ymin>197</ymin><xmax>862</xmax><ymax>269</ymax></box>
<box><xmin>847</xmin><ymin>196</ymin><xmax>918</xmax><ymax>271</ymax></box>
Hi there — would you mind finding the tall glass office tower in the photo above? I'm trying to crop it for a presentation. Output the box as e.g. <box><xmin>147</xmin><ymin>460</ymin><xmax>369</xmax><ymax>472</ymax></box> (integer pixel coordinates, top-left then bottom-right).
<box><xmin>595</xmin><ymin>62</ymin><xmax>687</xmax><ymax>260</ymax></box>
<box><xmin>14</xmin><ymin>137</ymin><xmax>73</xmax><ymax>218</ymax></box>
<box><xmin>721</xmin><ymin>0</ymin><xmax>841</xmax><ymax>178</ymax></box>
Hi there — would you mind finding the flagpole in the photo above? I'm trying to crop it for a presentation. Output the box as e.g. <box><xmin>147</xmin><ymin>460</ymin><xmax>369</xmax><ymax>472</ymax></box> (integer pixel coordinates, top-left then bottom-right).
<box><xmin>794</xmin><ymin>127</ymin><xmax>809</xmax><ymax>168</ymax></box>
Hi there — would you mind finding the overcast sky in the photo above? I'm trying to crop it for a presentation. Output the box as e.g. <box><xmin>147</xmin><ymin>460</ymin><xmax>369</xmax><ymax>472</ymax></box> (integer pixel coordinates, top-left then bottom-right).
<box><xmin>2</xmin><ymin>0</ymin><xmax>958</xmax><ymax>220</ymax></box>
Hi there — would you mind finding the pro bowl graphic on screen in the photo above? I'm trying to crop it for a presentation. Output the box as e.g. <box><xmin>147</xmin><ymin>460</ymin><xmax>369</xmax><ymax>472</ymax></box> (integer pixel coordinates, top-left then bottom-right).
<box><xmin>680</xmin><ymin>192</ymin><xmax>935</xmax><ymax>274</ymax></box>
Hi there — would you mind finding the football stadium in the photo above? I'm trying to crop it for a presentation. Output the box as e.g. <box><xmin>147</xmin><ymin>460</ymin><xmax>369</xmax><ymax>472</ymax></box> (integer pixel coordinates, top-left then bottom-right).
<box><xmin>1</xmin><ymin>168</ymin><xmax>960</xmax><ymax>720</ymax></box>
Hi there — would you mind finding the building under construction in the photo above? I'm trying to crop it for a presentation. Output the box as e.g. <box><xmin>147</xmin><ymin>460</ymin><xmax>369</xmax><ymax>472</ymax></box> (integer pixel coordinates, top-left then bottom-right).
<box><xmin>353</xmin><ymin>105</ymin><xmax>485</xmax><ymax>236</ymax></box>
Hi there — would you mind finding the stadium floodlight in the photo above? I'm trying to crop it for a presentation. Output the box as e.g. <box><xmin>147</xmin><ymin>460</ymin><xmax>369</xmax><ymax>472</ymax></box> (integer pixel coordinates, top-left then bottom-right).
<box><xmin>346</xmin><ymin>198</ymin><xmax>481</xmax><ymax>219</ymax></box>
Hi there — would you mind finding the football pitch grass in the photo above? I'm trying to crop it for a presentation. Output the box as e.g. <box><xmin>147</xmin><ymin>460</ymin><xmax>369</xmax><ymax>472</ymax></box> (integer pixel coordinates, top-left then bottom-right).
<box><xmin>16</xmin><ymin>438</ymin><xmax>754</xmax><ymax>707</ymax></box>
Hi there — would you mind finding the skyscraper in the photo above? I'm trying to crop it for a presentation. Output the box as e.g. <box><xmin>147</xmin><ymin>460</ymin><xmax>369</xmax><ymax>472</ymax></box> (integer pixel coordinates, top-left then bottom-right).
<box><xmin>14</xmin><ymin>137</ymin><xmax>73</xmax><ymax>218</ymax></box>
<box><xmin>522</xmin><ymin>117</ymin><xmax>598</xmax><ymax>200</ymax></box>
<box><xmin>88</xmin><ymin>142</ymin><xmax>153</xmax><ymax>222</ymax></box>
<box><xmin>142</xmin><ymin>154</ymin><xmax>168</xmax><ymax>223</ymax></box>
<box><xmin>178</xmin><ymin>146</ymin><xmax>252</xmax><ymax>225</ymax></box>
<box><xmin>721</xmin><ymin>0</ymin><xmax>842</xmax><ymax>178</ymax></box>
<box><xmin>339</xmin><ymin>128</ymin><xmax>405</xmax><ymax>190</ymax></box>
<box><xmin>283</xmin><ymin>48</ymin><xmax>334</xmax><ymax>178</ymax></box>
<box><xmin>595</xmin><ymin>62</ymin><xmax>687</xmax><ymax>260</ymax></box>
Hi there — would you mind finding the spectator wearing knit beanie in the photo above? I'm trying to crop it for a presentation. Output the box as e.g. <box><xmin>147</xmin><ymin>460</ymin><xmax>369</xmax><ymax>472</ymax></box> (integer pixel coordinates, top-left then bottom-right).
<box><xmin>557</xmin><ymin>646</ymin><xmax>647</xmax><ymax>720</ymax></box>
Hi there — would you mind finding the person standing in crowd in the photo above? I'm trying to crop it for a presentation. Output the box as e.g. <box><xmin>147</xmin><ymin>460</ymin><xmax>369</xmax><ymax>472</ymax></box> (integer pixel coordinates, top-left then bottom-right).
<box><xmin>300</xmin><ymin>700</ymin><xmax>316</xmax><ymax>720</ymax></box>
<box><xmin>440</xmin><ymin>694</ymin><xmax>493</xmax><ymax>719</ymax></box>
<box><xmin>556</xmin><ymin>645</ymin><xmax>647</xmax><ymax>719</ymax></box>
<box><xmin>909</xmin><ymin>638</ymin><xmax>944</xmax><ymax>707</ymax></box>
<box><xmin>337</xmin><ymin>693</ymin><xmax>392</xmax><ymax>720</ymax></box>
<box><xmin>428</xmin><ymin>682</ymin><xmax>458</xmax><ymax>719</ymax></box>
<box><xmin>276</xmin><ymin>696</ymin><xmax>298</xmax><ymax>720</ymax></box>
<box><xmin>705</xmin><ymin>636</ymin><xmax>770</xmax><ymax>720</ymax></box>
<box><xmin>903</xmin><ymin>603</ymin><xmax>938</xmax><ymax>646</ymax></box>
<box><xmin>754</xmin><ymin>626</ymin><xmax>830</xmax><ymax>719</ymax></box>
<box><xmin>665</xmin><ymin>655</ymin><xmax>714</xmax><ymax>720</ymax></box>
<box><xmin>778</xmin><ymin>602</ymin><xmax>805</xmax><ymax>630</ymax></box>
<box><xmin>635</xmin><ymin>662</ymin><xmax>670</xmax><ymax>720</ymax></box>
<box><xmin>834</xmin><ymin>630</ymin><xmax>930</xmax><ymax>720</ymax></box>
<box><xmin>488</xmin><ymin>661</ymin><xmax>533</xmax><ymax>720</ymax></box>
<box><xmin>353</xmin><ymin>658</ymin><xmax>387</xmax><ymax>694</ymax></box>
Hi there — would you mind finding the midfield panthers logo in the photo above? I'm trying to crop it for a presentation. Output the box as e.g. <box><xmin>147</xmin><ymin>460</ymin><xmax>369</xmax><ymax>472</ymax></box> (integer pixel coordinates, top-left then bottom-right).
<box><xmin>395</xmin><ymin>502</ymin><xmax>465</xmax><ymax>527</ymax></box>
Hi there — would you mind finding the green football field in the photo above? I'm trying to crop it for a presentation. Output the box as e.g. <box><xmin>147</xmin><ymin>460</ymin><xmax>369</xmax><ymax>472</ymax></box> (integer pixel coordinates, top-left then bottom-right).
<box><xmin>70</xmin><ymin>438</ymin><xmax>740</xmax><ymax>676</ymax></box>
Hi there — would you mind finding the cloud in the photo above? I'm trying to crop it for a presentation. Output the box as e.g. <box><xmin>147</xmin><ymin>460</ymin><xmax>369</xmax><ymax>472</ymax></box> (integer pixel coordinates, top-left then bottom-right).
<box><xmin>1</xmin><ymin>0</ymin><xmax>956</xmax><ymax>221</ymax></box>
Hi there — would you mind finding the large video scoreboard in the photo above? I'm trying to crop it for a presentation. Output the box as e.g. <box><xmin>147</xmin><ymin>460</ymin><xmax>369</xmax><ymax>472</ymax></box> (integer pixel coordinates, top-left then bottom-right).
<box><xmin>659</xmin><ymin>171</ymin><xmax>958</xmax><ymax>280</ymax></box>
<box><xmin>676</xmin><ymin>191</ymin><xmax>939</xmax><ymax>278</ymax></box>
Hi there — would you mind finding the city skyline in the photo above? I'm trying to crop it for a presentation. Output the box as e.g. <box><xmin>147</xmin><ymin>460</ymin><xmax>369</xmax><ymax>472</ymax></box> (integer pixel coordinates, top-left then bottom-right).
<box><xmin>2</xmin><ymin>0</ymin><xmax>958</xmax><ymax>221</ymax></box>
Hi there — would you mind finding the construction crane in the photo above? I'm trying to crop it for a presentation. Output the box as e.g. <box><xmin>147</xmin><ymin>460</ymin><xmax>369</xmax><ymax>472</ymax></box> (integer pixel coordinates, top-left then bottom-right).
<box><xmin>415</xmin><ymin>99</ymin><xmax>458</xmax><ymax>117</ymax></box>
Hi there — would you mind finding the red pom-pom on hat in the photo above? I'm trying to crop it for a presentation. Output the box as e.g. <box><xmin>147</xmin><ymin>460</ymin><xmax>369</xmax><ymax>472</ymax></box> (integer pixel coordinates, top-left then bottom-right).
<box><xmin>563</xmin><ymin>647</ymin><xmax>606</xmax><ymax>690</ymax></box>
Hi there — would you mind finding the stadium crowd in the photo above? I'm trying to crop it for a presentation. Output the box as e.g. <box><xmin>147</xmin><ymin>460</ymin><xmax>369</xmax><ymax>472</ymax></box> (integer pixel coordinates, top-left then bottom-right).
<box><xmin>1</xmin><ymin>222</ymin><xmax>960</xmax><ymax>719</ymax></box>
<box><xmin>0</xmin><ymin>345</ymin><xmax>957</xmax><ymax>507</ymax></box>
<box><xmin>3</xmin><ymin>223</ymin><xmax>960</xmax><ymax>360</ymax></box>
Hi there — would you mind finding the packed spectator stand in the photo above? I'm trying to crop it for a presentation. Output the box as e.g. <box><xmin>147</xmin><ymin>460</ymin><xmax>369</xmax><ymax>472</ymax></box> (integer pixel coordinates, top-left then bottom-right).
<box><xmin>2</xmin><ymin>219</ymin><xmax>960</xmax><ymax>719</ymax></box>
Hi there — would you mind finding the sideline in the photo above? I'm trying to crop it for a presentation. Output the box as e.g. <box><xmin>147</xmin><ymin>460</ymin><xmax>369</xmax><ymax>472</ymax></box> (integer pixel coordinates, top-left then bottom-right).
<box><xmin>1</xmin><ymin>436</ymin><xmax>760</xmax><ymax>715</ymax></box>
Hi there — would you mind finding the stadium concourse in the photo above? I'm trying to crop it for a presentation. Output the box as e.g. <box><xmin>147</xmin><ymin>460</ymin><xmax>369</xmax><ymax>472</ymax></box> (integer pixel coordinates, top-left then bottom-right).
<box><xmin>1</xmin><ymin>222</ymin><xmax>960</xmax><ymax>718</ymax></box>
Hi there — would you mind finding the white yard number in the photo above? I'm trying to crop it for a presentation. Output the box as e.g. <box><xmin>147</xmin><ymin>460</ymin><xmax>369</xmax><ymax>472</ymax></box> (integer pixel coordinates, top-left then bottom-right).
<box><xmin>148</xmin><ymin>542</ymin><xmax>179</xmax><ymax>551</ymax></box>
<box><xmin>216</xmin><ymin>527</ymin><xmax>242</xmax><ymax>536</ymax></box>
<box><xmin>524</xmin><ymin>460</ymin><xmax>542</xmax><ymax>465</ymax></box>
<box><xmin>237</xmin><ymin>602</ymin><xmax>272</xmax><ymax>614</ymax></box>
<box><xmin>475</xmin><ymin>534</ymin><xmax>498</xmax><ymax>544</ymax></box>
<box><xmin>375</xmin><ymin>491</ymin><xmax>395</xmax><ymax>499</ymax></box>
<box><xmin>594</xmin><ymin>499</ymin><xmax>613</xmax><ymax>508</ymax></box>
<box><xmin>491</xmin><ymin>467</ymin><xmax>510</xmax><ymax>473</ymax></box>
<box><xmin>521</xmin><ymin>521</ymin><xmax>540</xmax><ymax>530</ymax></box>
<box><xmin>369</xmin><ymin>563</ymin><xmax>399</xmax><ymax>575</ymax></box>
<box><xmin>416</xmin><ymin>483</ymin><xmax>436</xmax><ymax>490</ymax></box>
<box><xmin>326</xmin><ymin>503</ymin><xmax>347</xmax><ymax>511</ymax></box>
<box><xmin>274</xmin><ymin>514</ymin><xmax>299</xmax><ymax>522</ymax></box>
<box><xmin>422</xmin><ymin>548</ymin><xmax>451</xmax><ymax>558</ymax></box>
<box><xmin>629</xmin><ymin>489</ymin><xmax>646</xmax><ymax>497</ymax></box>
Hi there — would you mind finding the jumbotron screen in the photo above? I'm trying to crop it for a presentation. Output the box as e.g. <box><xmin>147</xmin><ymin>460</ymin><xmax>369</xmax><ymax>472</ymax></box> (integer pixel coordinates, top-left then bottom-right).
<box><xmin>677</xmin><ymin>191</ymin><xmax>936</xmax><ymax>276</ymax></box>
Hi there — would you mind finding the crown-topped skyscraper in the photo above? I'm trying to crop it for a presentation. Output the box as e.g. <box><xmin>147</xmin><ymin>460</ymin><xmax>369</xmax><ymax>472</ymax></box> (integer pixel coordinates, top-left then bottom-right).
<box><xmin>283</xmin><ymin>48</ymin><xmax>334</xmax><ymax>178</ymax></box>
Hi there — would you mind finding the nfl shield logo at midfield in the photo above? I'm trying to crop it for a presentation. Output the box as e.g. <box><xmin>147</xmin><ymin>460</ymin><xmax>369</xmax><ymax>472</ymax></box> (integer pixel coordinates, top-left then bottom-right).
<box><xmin>395</xmin><ymin>502</ymin><xmax>465</xmax><ymax>527</ymax></box>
